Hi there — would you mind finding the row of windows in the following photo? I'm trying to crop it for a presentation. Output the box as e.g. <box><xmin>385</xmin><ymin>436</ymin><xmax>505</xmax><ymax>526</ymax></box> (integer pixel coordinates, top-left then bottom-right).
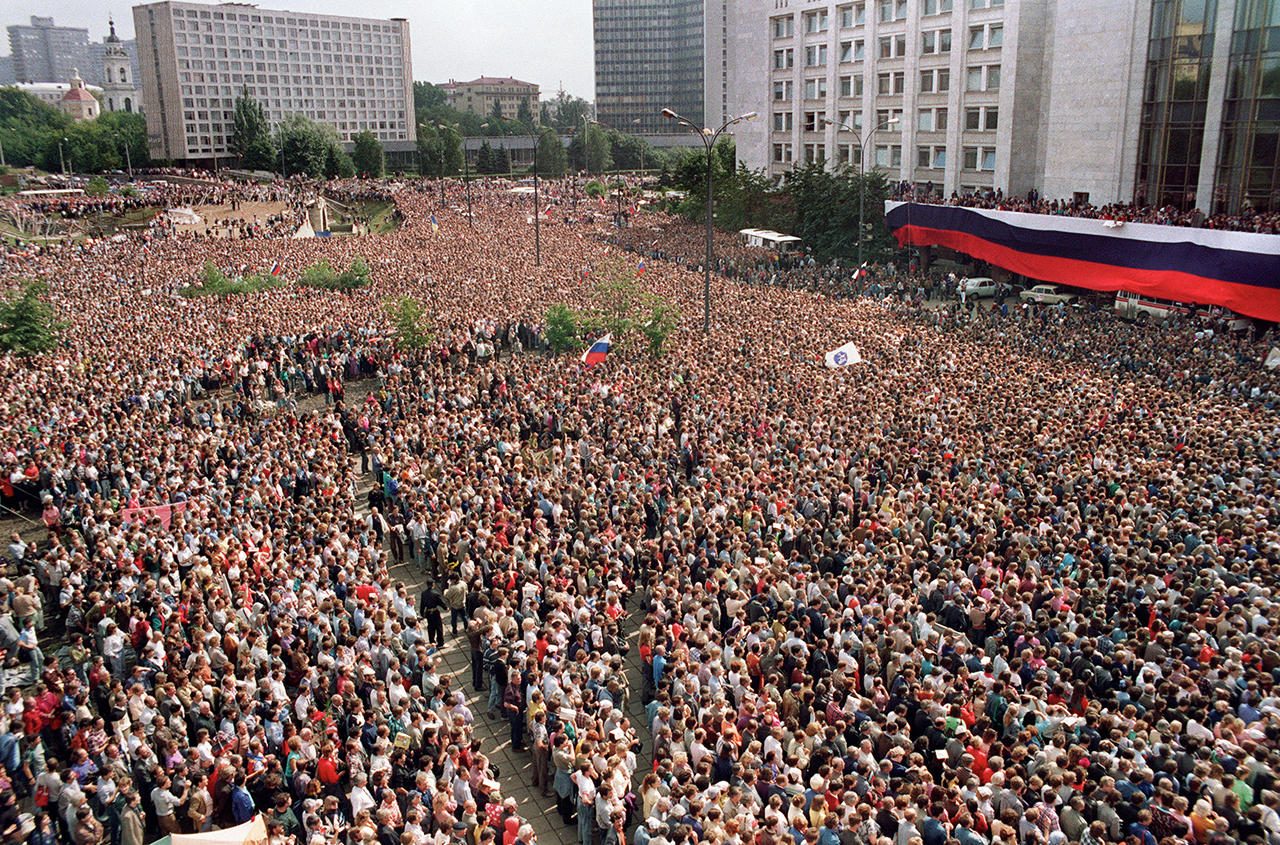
<box><xmin>778</xmin><ymin>23</ymin><xmax>1001</xmax><ymax>68</ymax></box>
<box><xmin>772</xmin><ymin>141</ymin><xmax>996</xmax><ymax>171</ymax></box>
<box><xmin>173</xmin><ymin>8</ymin><xmax>400</xmax><ymax>33</ymax></box>
<box><xmin>772</xmin><ymin>0</ymin><xmax>1002</xmax><ymax>38</ymax></box>
<box><xmin>771</xmin><ymin>65</ymin><xmax>999</xmax><ymax>100</ymax></box>
<box><xmin>773</xmin><ymin>104</ymin><xmax>998</xmax><ymax>135</ymax></box>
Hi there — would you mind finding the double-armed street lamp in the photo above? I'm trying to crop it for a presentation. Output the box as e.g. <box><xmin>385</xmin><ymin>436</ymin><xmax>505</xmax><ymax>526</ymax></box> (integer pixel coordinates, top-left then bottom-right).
<box><xmin>821</xmin><ymin>114</ymin><xmax>900</xmax><ymax>269</ymax></box>
<box><xmin>660</xmin><ymin>107</ymin><xmax>757</xmax><ymax>333</ymax></box>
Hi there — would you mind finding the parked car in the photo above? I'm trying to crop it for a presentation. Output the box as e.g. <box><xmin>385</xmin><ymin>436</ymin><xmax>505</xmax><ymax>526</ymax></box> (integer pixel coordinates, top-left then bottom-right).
<box><xmin>959</xmin><ymin>276</ymin><xmax>997</xmax><ymax>298</ymax></box>
<box><xmin>1019</xmin><ymin>284</ymin><xmax>1077</xmax><ymax>305</ymax></box>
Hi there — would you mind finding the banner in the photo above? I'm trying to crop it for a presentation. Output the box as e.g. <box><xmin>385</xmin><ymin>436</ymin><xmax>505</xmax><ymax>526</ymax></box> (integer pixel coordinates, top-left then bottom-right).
<box><xmin>121</xmin><ymin>500</ymin><xmax>189</xmax><ymax>529</ymax></box>
<box><xmin>885</xmin><ymin>202</ymin><xmax>1280</xmax><ymax>322</ymax></box>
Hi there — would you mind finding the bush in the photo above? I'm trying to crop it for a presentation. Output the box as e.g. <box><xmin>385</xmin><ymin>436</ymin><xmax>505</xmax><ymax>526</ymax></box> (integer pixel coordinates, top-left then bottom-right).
<box><xmin>299</xmin><ymin>258</ymin><xmax>370</xmax><ymax>291</ymax></box>
<box><xmin>584</xmin><ymin>180</ymin><xmax>606</xmax><ymax>199</ymax></box>
<box><xmin>383</xmin><ymin>296</ymin><xmax>432</xmax><ymax>350</ymax></box>
<box><xmin>85</xmin><ymin>176</ymin><xmax>110</xmax><ymax>196</ymax></box>
<box><xmin>545</xmin><ymin>303</ymin><xmax>582</xmax><ymax>354</ymax></box>
<box><xmin>0</xmin><ymin>279</ymin><xmax>65</xmax><ymax>355</ymax></box>
<box><xmin>180</xmin><ymin>261</ymin><xmax>284</xmax><ymax>297</ymax></box>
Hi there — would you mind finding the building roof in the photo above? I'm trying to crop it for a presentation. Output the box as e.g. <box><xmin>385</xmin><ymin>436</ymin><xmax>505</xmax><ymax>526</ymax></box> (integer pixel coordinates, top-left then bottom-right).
<box><xmin>441</xmin><ymin>76</ymin><xmax>538</xmax><ymax>90</ymax></box>
<box><xmin>63</xmin><ymin>85</ymin><xmax>96</xmax><ymax>101</ymax></box>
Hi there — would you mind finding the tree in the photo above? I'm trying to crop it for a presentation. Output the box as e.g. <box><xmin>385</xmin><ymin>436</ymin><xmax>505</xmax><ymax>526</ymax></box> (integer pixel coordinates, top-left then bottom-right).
<box><xmin>490</xmin><ymin>100</ymin><xmax>505</xmax><ymax>123</ymax></box>
<box><xmin>534</xmin><ymin>128</ymin><xmax>566</xmax><ymax>177</ymax></box>
<box><xmin>351</xmin><ymin>130</ymin><xmax>385</xmax><ymax>177</ymax></box>
<box><xmin>383</xmin><ymin>296</ymin><xmax>433</xmax><ymax>351</ymax></box>
<box><xmin>516</xmin><ymin>98</ymin><xmax>535</xmax><ymax>129</ymax></box>
<box><xmin>476</xmin><ymin>140</ymin><xmax>494</xmax><ymax>174</ymax></box>
<box><xmin>637</xmin><ymin>294</ymin><xmax>680</xmax><ymax>356</ymax></box>
<box><xmin>542</xmin><ymin>90</ymin><xmax>592</xmax><ymax>132</ymax></box>
<box><xmin>85</xmin><ymin>176</ymin><xmax>109</xmax><ymax>196</ymax></box>
<box><xmin>242</xmin><ymin>134</ymin><xmax>277</xmax><ymax>172</ymax></box>
<box><xmin>584</xmin><ymin>123</ymin><xmax>612</xmax><ymax>174</ymax></box>
<box><xmin>277</xmin><ymin>114</ymin><xmax>328</xmax><ymax>177</ymax></box>
<box><xmin>545</xmin><ymin>303</ymin><xmax>582</xmax><ymax>354</ymax></box>
<box><xmin>0</xmin><ymin>280</ymin><xmax>65</xmax><ymax>355</ymax></box>
<box><xmin>492</xmin><ymin>145</ymin><xmax>511</xmax><ymax>174</ymax></box>
<box><xmin>0</xmin><ymin>87</ymin><xmax>71</xmax><ymax>168</ymax></box>
<box><xmin>413</xmin><ymin>81</ymin><xmax>447</xmax><ymax>113</ymax></box>
<box><xmin>231</xmin><ymin>88</ymin><xmax>268</xmax><ymax>160</ymax></box>
<box><xmin>417</xmin><ymin>124</ymin><xmax>463</xmax><ymax>177</ymax></box>
<box><xmin>609</xmin><ymin>131</ymin><xmax>651</xmax><ymax>171</ymax></box>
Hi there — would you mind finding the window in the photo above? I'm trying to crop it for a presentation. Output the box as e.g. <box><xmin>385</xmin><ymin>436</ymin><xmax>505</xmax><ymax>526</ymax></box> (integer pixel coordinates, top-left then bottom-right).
<box><xmin>969</xmin><ymin>0</ymin><xmax>1003</xmax><ymax>7</ymax></box>
<box><xmin>874</xmin><ymin>144</ymin><xmax>903</xmax><ymax>167</ymax></box>
<box><xmin>877</xmin><ymin>71</ymin><xmax>906</xmax><ymax>95</ymax></box>
<box><xmin>805</xmin><ymin>10</ymin><xmax>829</xmax><ymax>33</ymax></box>
<box><xmin>840</xmin><ymin>144</ymin><xmax>862</xmax><ymax>167</ymax></box>
<box><xmin>878</xmin><ymin>33</ymin><xmax>907</xmax><ymax>58</ymax></box>
<box><xmin>875</xmin><ymin>108</ymin><xmax>904</xmax><ymax>128</ymax></box>
<box><xmin>773</xmin><ymin>16</ymin><xmax>795</xmax><ymax>37</ymax></box>
<box><xmin>773</xmin><ymin>80</ymin><xmax>794</xmax><ymax>101</ymax></box>
<box><xmin>805</xmin><ymin>45</ymin><xmax>828</xmax><ymax>67</ymax></box>
<box><xmin>920</xmin><ymin>68</ymin><xmax>951</xmax><ymax>93</ymax></box>
<box><xmin>923</xmin><ymin>0</ymin><xmax>954</xmax><ymax>12</ymax></box>
<box><xmin>773</xmin><ymin>142</ymin><xmax>794</xmax><ymax>163</ymax></box>
<box><xmin>774</xmin><ymin>48</ymin><xmax>794</xmax><ymax>69</ymax></box>
<box><xmin>804</xmin><ymin>77</ymin><xmax>828</xmax><ymax>99</ymax></box>
<box><xmin>804</xmin><ymin>111</ymin><xmax>824</xmax><ymax>132</ymax></box>
<box><xmin>917</xmin><ymin>145</ymin><xmax>947</xmax><ymax>168</ymax></box>
<box><xmin>962</xmin><ymin>145</ymin><xmax>996</xmax><ymax>170</ymax></box>
<box><xmin>839</xmin><ymin>75</ymin><xmax>854</xmax><ymax>97</ymax></box>
<box><xmin>878</xmin><ymin>0</ymin><xmax>907</xmax><ymax>22</ymax></box>
<box><xmin>966</xmin><ymin>107</ymin><xmax>999</xmax><ymax>130</ymax></box>
<box><xmin>966</xmin><ymin>65</ymin><xmax>1000</xmax><ymax>91</ymax></box>
<box><xmin>840</xmin><ymin>40</ymin><xmax>863</xmax><ymax>62</ymax></box>
<box><xmin>922</xmin><ymin>29</ymin><xmax>952</xmax><ymax>54</ymax></box>
<box><xmin>970</xmin><ymin>24</ymin><xmax>1002</xmax><ymax>50</ymax></box>
<box><xmin>985</xmin><ymin>107</ymin><xmax>998</xmax><ymax>130</ymax></box>
<box><xmin>772</xmin><ymin>111</ymin><xmax>794</xmax><ymax>131</ymax></box>
<box><xmin>918</xmin><ymin>107</ymin><xmax>947</xmax><ymax>132</ymax></box>
<box><xmin>839</xmin><ymin>2</ymin><xmax>866</xmax><ymax>26</ymax></box>
<box><xmin>838</xmin><ymin>110</ymin><xmax>863</xmax><ymax>130</ymax></box>
<box><xmin>804</xmin><ymin>143</ymin><xmax>827</xmax><ymax>163</ymax></box>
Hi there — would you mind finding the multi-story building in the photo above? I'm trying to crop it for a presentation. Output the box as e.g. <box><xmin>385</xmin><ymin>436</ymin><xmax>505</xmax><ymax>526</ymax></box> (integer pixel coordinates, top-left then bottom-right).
<box><xmin>133</xmin><ymin>1</ymin><xmax>414</xmax><ymax>163</ymax></box>
<box><xmin>728</xmin><ymin>0</ymin><xmax>1277</xmax><ymax>213</ymax></box>
<box><xmin>8</xmin><ymin>16</ymin><xmax>92</xmax><ymax>84</ymax></box>
<box><xmin>594</xmin><ymin>0</ymin><xmax>706</xmax><ymax>136</ymax></box>
<box><xmin>441</xmin><ymin>76</ymin><xmax>540</xmax><ymax>120</ymax></box>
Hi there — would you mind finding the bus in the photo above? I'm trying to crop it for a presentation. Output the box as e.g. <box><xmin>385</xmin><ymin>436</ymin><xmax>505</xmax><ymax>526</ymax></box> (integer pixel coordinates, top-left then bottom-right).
<box><xmin>739</xmin><ymin>228</ymin><xmax>803</xmax><ymax>254</ymax></box>
<box><xmin>1114</xmin><ymin>291</ymin><xmax>1252</xmax><ymax>331</ymax></box>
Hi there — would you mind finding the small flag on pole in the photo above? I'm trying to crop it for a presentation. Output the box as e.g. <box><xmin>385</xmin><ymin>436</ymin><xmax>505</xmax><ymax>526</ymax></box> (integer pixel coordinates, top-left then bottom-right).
<box><xmin>636</xmin><ymin>258</ymin><xmax>646</xmax><ymax>275</ymax></box>
<box><xmin>823</xmin><ymin>340</ymin><xmax>863</xmax><ymax>369</ymax></box>
<box><xmin>581</xmin><ymin>333</ymin><xmax>612</xmax><ymax>368</ymax></box>
<box><xmin>269</xmin><ymin>261</ymin><xmax>283</xmax><ymax>277</ymax></box>
<box><xmin>430</xmin><ymin>213</ymin><xmax>440</xmax><ymax>234</ymax></box>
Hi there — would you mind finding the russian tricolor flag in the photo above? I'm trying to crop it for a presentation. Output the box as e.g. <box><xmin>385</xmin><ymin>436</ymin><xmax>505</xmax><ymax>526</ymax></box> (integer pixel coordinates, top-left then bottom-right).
<box><xmin>270</xmin><ymin>261</ymin><xmax>283</xmax><ymax>277</ymax></box>
<box><xmin>636</xmin><ymin>258</ymin><xmax>646</xmax><ymax>275</ymax></box>
<box><xmin>581</xmin><ymin>333</ymin><xmax>612</xmax><ymax>368</ymax></box>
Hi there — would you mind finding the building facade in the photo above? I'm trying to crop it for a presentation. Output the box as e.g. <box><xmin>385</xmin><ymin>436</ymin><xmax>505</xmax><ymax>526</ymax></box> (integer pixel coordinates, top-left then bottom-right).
<box><xmin>8</xmin><ymin>16</ymin><xmax>91</xmax><ymax>84</ymax></box>
<box><xmin>727</xmin><ymin>0</ymin><xmax>1277</xmax><ymax>213</ymax></box>
<box><xmin>16</xmin><ymin>79</ymin><xmax>105</xmax><ymax>112</ymax></box>
<box><xmin>101</xmin><ymin>18</ymin><xmax>142</xmax><ymax>114</ymax></box>
<box><xmin>441</xmin><ymin>76</ymin><xmax>539</xmax><ymax>120</ymax></box>
<box><xmin>594</xmin><ymin>0</ymin><xmax>706</xmax><ymax>136</ymax></box>
<box><xmin>133</xmin><ymin>1</ymin><xmax>414</xmax><ymax>163</ymax></box>
<box><xmin>60</xmin><ymin>70</ymin><xmax>101</xmax><ymax>121</ymax></box>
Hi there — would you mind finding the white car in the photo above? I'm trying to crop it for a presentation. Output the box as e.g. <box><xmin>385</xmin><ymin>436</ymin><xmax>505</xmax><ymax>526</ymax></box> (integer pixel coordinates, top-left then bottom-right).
<box><xmin>1019</xmin><ymin>284</ymin><xmax>1076</xmax><ymax>305</ymax></box>
<box><xmin>959</xmin><ymin>277</ymin><xmax>997</xmax><ymax>298</ymax></box>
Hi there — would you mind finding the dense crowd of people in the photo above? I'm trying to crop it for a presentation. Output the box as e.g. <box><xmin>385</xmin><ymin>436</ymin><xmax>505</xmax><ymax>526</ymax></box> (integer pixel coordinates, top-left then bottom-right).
<box><xmin>0</xmin><ymin>174</ymin><xmax>1278</xmax><ymax>845</ymax></box>
<box><xmin>891</xmin><ymin>185</ymin><xmax>1280</xmax><ymax>234</ymax></box>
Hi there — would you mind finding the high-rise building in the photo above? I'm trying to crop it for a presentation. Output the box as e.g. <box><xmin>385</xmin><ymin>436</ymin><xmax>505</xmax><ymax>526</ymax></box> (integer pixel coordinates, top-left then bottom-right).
<box><xmin>440</xmin><ymin>77</ymin><xmax>540</xmax><ymax>120</ymax></box>
<box><xmin>726</xmin><ymin>0</ymin><xmax>1277</xmax><ymax>214</ymax></box>
<box><xmin>101</xmin><ymin>18</ymin><xmax>141</xmax><ymax>114</ymax></box>
<box><xmin>133</xmin><ymin>1</ymin><xmax>414</xmax><ymax>163</ymax></box>
<box><xmin>7</xmin><ymin>16</ymin><xmax>92</xmax><ymax>84</ymax></box>
<box><xmin>594</xmin><ymin>0</ymin><xmax>706</xmax><ymax>136</ymax></box>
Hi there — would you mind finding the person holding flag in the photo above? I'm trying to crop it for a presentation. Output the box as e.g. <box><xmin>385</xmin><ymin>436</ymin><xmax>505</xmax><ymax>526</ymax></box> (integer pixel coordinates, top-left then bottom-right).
<box><xmin>581</xmin><ymin>334</ymin><xmax>612</xmax><ymax>368</ymax></box>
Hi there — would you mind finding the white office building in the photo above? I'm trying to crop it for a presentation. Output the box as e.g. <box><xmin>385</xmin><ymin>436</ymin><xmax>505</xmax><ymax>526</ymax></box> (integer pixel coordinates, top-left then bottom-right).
<box><xmin>133</xmin><ymin>1</ymin><xmax>415</xmax><ymax>163</ymax></box>
<box><xmin>726</xmin><ymin>0</ymin><xmax>1157</xmax><ymax>205</ymax></box>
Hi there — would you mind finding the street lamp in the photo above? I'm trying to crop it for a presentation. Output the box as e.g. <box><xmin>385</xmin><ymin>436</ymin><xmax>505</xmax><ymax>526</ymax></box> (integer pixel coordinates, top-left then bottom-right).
<box><xmin>823</xmin><ymin>115</ymin><xmax>899</xmax><ymax>269</ymax></box>
<box><xmin>58</xmin><ymin>137</ymin><xmax>69</xmax><ymax>175</ymax></box>
<box><xmin>632</xmin><ymin>118</ymin><xmax>644</xmax><ymax>173</ymax></box>
<box><xmin>661</xmin><ymin>107</ymin><xmax>757</xmax><ymax>333</ymax></box>
<box><xmin>116</xmin><ymin>134</ymin><xmax>133</xmax><ymax>178</ymax></box>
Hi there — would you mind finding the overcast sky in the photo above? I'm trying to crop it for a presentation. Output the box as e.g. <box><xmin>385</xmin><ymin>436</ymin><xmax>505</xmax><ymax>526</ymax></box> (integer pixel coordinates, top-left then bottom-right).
<box><xmin>2</xmin><ymin>0</ymin><xmax>597</xmax><ymax>99</ymax></box>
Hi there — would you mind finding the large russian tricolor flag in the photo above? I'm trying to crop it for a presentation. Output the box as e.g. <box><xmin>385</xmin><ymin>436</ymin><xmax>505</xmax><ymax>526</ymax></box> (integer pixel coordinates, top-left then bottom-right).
<box><xmin>885</xmin><ymin>202</ymin><xmax>1280</xmax><ymax>322</ymax></box>
<box><xmin>581</xmin><ymin>333</ymin><xmax>612</xmax><ymax>367</ymax></box>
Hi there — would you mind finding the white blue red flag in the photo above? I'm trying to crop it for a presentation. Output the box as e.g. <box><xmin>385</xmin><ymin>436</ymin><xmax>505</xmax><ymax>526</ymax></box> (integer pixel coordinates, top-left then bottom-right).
<box><xmin>270</xmin><ymin>261</ymin><xmax>283</xmax><ymax>277</ymax></box>
<box><xmin>581</xmin><ymin>333</ymin><xmax>612</xmax><ymax>368</ymax></box>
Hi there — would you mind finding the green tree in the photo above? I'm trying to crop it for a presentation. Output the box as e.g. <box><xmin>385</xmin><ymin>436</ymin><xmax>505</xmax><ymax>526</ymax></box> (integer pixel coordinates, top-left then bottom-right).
<box><xmin>490</xmin><ymin>100</ymin><xmax>505</xmax><ymax>123</ymax></box>
<box><xmin>544</xmin><ymin>303</ymin><xmax>582</xmax><ymax>354</ymax></box>
<box><xmin>542</xmin><ymin>90</ymin><xmax>592</xmax><ymax>132</ymax></box>
<box><xmin>323</xmin><ymin>140</ymin><xmax>356</xmax><ymax>178</ymax></box>
<box><xmin>242</xmin><ymin>134</ymin><xmax>277</xmax><ymax>172</ymax></box>
<box><xmin>534</xmin><ymin>128</ymin><xmax>566</xmax><ymax>177</ymax></box>
<box><xmin>609</xmin><ymin>131</ymin><xmax>651</xmax><ymax>171</ymax></box>
<box><xmin>43</xmin><ymin>122</ymin><xmax>123</xmax><ymax>174</ymax></box>
<box><xmin>0</xmin><ymin>280</ymin><xmax>65</xmax><ymax>355</ymax></box>
<box><xmin>492</xmin><ymin>145</ymin><xmax>511</xmax><ymax>174</ymax></box>
<box><xmin>416</xmin><ymin>124</ymin><xmax>463</xmax><ymax>177</ymax></box>
<box><xmin>637</xmin><ymin>294</ymin><xmax>680</xmax><ymax>356</ymax></box>
<box><xmin>584</xmin><ymin>123</ymin><xmax>612</xmax><ymax>175</ymax></box>
<box><xmin>231</xmin><ymin>88</ymin><xmax>268</xmax><ymax>160</ymax></box>
<box><xmin>299</xmin><ymin>260</ymin><xmax>338</xmax><ymax>288</ymax></box>
<box><xmin>475</xmin><ymin>140</ymin><xmax>494</xmax><ymax>174</ymax></box>
<box><xmin>99</xmin><ymin>111</ymin><xmax>150</xmax><ymax>170</ymax></box>
<box><xmin>85</xmin><ymin>176</ymin><xmax>110</xmax><ymax>196</ymax></box>
<box><xmin>351</xmin><ymin>130</ymin><xmax>385</xmax><ymax>177</ymax></box>
<box><xmin>516</xmin><ymin>98</ymin><xmax>535</xmax><ymax>129</ymax></box>
<box><xmin>277</xmin><ymin>114</ymin><xmax>327</xmax><ymax>177</ymax></box>
<box><xmin>413</xmin><ymin>81</ymin><xmax>447</xmax><ymax>113</ymax></box>
<box><xmin>0</xmin><ymin>87</ymin><xmax>71</xmax><ymax>168</ymax></box>
<box><xmin>383</xmin><ymin>296</ymin><xmax>433</xmax><ymax>351</ymax></box>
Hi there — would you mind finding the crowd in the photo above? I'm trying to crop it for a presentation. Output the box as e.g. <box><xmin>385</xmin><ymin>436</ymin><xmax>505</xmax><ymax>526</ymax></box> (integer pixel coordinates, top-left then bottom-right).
<box><xmin>0</xmin><ymin>174</ymin><xmax>1278</xmax><ymax>845</ymax></box>
<box><xmin>891</xmin><ymin>185</ymin><xmax>1280</xmax><ymax>234</ymax></box>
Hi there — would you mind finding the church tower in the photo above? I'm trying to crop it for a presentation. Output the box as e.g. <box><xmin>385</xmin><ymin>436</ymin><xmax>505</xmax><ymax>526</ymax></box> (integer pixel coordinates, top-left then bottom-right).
<box><xmin>101</xmin><ymin>18</ymin><xmax>137</xmax><ymax>114</ymax></box>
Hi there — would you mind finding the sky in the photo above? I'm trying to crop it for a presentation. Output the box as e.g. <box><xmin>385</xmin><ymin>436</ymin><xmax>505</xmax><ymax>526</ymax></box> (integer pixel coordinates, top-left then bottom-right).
<box><xmin>2</xmin><ymin>0</ymin><xmax>597</xmax><ymax>99</ymax></box>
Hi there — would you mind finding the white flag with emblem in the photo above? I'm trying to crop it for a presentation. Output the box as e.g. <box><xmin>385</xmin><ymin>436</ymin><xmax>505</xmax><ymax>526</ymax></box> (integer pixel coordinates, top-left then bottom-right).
<box><xmin>823</xmin><ymin>340</ymin><xmax>862</xmax><ymax>369</ymax></box>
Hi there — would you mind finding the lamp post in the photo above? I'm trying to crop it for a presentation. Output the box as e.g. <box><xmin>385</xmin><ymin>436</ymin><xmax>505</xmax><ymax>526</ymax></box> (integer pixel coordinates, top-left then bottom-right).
<box><xmin>117</xmin><ymin>134</ymin><xmax>133</xmax><ymax>178</ymax></box>
<box><xmin>532</xmin><ymin>128</ymin><xmax>541</xmax><ymax>267</ymax></box>
<box><xmin>58</xmin><ymin>137</ymin><xmax>68</xmax><ymax>175</ymax></box>
<box><xmin>661</xmin><ymin>107</ymin><xmax>757</xmax><ymax>333</ymax></box>
<box><xmin>822</xmin><ymin>115</ymin><xmax>899</xmax><ymax>269</ymax></box>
